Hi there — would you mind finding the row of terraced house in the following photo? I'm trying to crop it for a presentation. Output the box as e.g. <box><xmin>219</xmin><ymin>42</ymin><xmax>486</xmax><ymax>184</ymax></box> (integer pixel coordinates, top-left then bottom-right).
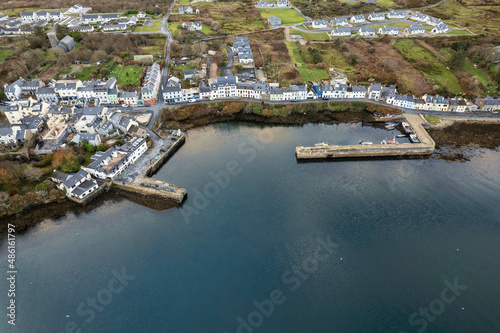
<box><xmin>3</xmin><ymin>63</ymin><xmax>162</xmax><ymax>106</ymax></box>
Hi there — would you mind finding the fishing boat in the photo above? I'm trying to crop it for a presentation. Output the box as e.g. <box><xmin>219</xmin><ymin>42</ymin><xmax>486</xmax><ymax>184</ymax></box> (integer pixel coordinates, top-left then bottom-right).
<box><xmin>359</xmin><ymin>140</ymin><xmax>373</xmax><ymax>145</ymax></box>
<box><xmin>381</xmin><ymin>136</ymin><xmax>399</xmax><ymax>145</ymax></box>
<box><xmin>402</xmin><ymin>121</ymin><xmax>412</xmax><ymax>134</ymax></box>
<box><xmin>385</xmin><ymin>123</ymin><xmax>396</xmax><ymax>130</ymax></box>
<box><xmin>409</xmin><ymin>134</ymin><xmax>419</xmax><ymax>143</ymax></box>
<box><xmin>315</xmin><ymin>142</ymin><xmax>328</xmax><ymax>147</ymax></box>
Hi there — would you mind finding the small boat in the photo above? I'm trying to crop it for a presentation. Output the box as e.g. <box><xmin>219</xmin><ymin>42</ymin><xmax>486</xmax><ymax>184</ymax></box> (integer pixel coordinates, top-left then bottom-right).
<box><xmin>385</xmin><ymin>124</ymin><xmax>396</xmax><ymax>130</ymax></box>
<box><xmin>409</xmin><ymin>134</ymin><xmax>419</xmax><ymax>143</ymax></box>
<box><xmin>315</xmin><ymin>142</ymin><xmax>328</xmax><ymax>147</ymax></box>
<box><xmin>381</xmin><ymin>136</ymin><xmax>399</xmax><ymax>145</ymax></box>
<box><xmin>359</xmin><ymin>140</ymin><xmax>373</xmax><ymax>145</ymax></box>
<box><xmin>402</xmin><ymin>121</ymin><xmax>412</xmax><ymax>134</ymax></box>
<box><xmin>396</xmin><ymin>134</ymin><xmax>407</xmax><ymax>138</ymax></box>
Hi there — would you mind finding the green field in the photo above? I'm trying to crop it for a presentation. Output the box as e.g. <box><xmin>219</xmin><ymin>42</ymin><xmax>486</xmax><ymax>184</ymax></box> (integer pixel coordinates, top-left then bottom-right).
<box><xmin>286</xmin><ymin>42</ymin><xmax>328</xmax><ymax>82</ymax></box>
<box><xmin>109</xmin><ymin>65</ymin><xmax>143</xmax><ymax>86</ymax></box>
<box><xmin>177</xmin><ymin>0</ymin><xmax>192</xmax><ymax>4</ymax></box>
<box><xmin>218</xmin><ymin>19</ymin><xmax>266</xmax><ymax>34</ymax></box>
<box><xmin>200</xmin><ymin>24</ymin><xmax>215</xmax><ymax>35</ymax></box>
<box><xmin>259</xmin><ymin>8</ymin><xmax>306</xmax><ymax>25</ymax></box>
<box><xmin>142</xmin><ymin>37</ymin><xmax>166</xmax><ymax>55</ymax></box>
<box><xmin>290</xmin><ymin>29</ymin><xmax>330</xmax><ymax>40</ymax></box>
<box><xmin>371</xmin><ymin>0</ymin><xmax>396</xmax><ymax>8</ymax></box>
<box><xmin>74</xmin><ymin>66</ymin><xmax>97</xmax><ymax>81</ymax></box>
<box><xmin>442</xmin><ymin>29</ymin><xmax>472</xmax><ymax>35</ymax></box>
<box><xmin>168</xmin><ymin>22</ymin><xmax>182</xmax><ymax>34</ymax></box>
<box><xmin>395</xmin><ymin>40</ymin><xmax>461</xmax><ymax>93</ymax></box>
<box><xmin>0</xmin><ymin>49</ymin><xmax>13</xmax><ymax>62</ymax></box>
<box><xmin>134</xmin><ymin>21</ymin><xmax>162</xmax><ymax>32</ymax></box>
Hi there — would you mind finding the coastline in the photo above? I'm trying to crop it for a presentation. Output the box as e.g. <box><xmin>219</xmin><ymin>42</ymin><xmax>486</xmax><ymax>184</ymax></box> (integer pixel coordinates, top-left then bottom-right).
<box><xmin>3</xmin><ymin>106</ymin><xmax>500</xmax><ymax>234</ymax></box>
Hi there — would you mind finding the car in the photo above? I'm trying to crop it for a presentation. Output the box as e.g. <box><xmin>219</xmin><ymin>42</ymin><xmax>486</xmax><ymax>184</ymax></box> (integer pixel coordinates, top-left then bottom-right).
<box><xmin>188</xmin><ymin>99</ymin><xmax>196</xmax><ymax>103</ymax></box>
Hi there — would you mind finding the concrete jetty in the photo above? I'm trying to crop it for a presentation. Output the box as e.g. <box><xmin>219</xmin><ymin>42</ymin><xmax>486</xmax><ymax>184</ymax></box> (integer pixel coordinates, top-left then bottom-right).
<box><xmin>114</xmin><ymin>134</ymin><xmax>187</xmax><ymax>203</ymax></box>
<box><xmin>295</xmin><ymin>113</ymin><xmax>435</xmax><ymax>160</ymax></box>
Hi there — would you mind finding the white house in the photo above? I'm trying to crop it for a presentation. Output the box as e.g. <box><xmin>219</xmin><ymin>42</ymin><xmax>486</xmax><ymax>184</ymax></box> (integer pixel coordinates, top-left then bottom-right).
<box><xmin>277</xmin><ymin>0</ymin><xmax>290</xmax><ymax>8</ymax></box>
<box><xmin>137</xmin><ymin>11</ymin><xmax>146</xmax><ymax>18</ymax></box>
<box><xmin>210</xmin><ymin>76</ymin><xmax>238</xmax><ymax>99</ymax></box>
<box><xmin>330</xmin><ymin>17</ymin><xmax>349</xmax><ymax>26</ymax></box>
<box><xmin>103</xmin><ymin>24</ymin><xmax>127</xmax><ymax>31</ymax></box>
<box><xmin>410</xmin><ymin>12</ymin><xmax>429</xmax><ymax>22</ymax></box>
<box><xmin>312</xmin><ymin>20</ymin><xmax>328</xmax><ymax>29</ymax></box>
<box><xmin>378</xmin><ymin>26</ymin><xmax>399</xmax><ymax>36</ymax></box>
<box><xmin>387</xmin><ymin>10</ymin><xmax>405</xmax><ymax>19</ymax></box>
<box><xmin>431</xmin><ymin>23</ymin><xmax>449</xmax><ymax>34</ymax></box>
<box><xmin>81</xmin><ymin>14</ymin><xmax>100</xmax><ymax>24</ymax></box>
<box><xmin>163</xmin><ymin>83</ymin><xmax>184</xmax><ymax>103</ymax></box>
<box><xmin>368</xmin><ymin>84</ymin><xmax>382</xmax><ymax>100</ymax></box>
<box><xmin>404</xmin><ymin>25</ymin><xmax>425</xmax><ymax>35</ymax></box>
<box><xmin>368</xmin><ymin>13</ymin><xmax>385</xmax><ymax>21</ymax></box>
<box><xmin>69</xmin><ymin>4</ymin><xmax>83</xmax><ymax>13</ymax></box>
<box><xmin>50</xmin><ymin>12</ymin><xmax>64</xmax><ymax>21</ymax></box>
<box><xmin>350</xmin><ymin>15</ymin><xmax>365</xmax><ymax>24</ymax></box>
<box><xmin>331</xmin><ymin>27</ymin><xmax>351</xmax><ymax>37</ymax></box>
<box><xmin>427</xmin><ymin>17</ymin><xmax>442</xmax><ymax>26</ymax></box>
<box><xmin>187</xmin><ymin>22</ymin><xmax>202</xmax><ymax>31</ymax></box>
<box><xmin>179</xmin><ymin>6</ymin><xmax>193</xmax><ymax>14</ymax></box>
<box><xmin>282</xmin><ymin>85</ymin><xmax>308</xmax><ymax>101</ymax></box>
<box><xmin>84</xmin><ymin>137</ymin><xmax>147</xmax><ymax>180</ymax></box>
<box><xmin>358</xmin><ymin>27</ymin><xmax>376</xmax><ymax>36</ymax></box>
<box><xmin>20</xmin><ymin>12</ymin><xmax>37</xmax><ymax>23</ymax></box>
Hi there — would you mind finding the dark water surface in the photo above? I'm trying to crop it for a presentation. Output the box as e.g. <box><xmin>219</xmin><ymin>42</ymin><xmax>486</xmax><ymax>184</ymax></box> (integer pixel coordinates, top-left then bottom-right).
<box><xmin>1</xmin><ymin>123</ymin><xmax>500</xmax><ymax>333</ymax></box>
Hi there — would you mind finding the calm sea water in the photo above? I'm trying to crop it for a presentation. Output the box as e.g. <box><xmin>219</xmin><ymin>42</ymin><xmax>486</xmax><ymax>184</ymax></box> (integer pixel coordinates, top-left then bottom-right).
<box><xmin>1</xmin><ymin>123</ymin><xmax>500</xmax><ymax>333</ymax></box>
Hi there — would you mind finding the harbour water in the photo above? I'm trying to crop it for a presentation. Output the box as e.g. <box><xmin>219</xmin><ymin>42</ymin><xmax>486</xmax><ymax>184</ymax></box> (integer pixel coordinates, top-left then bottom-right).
<box><xmin>1</xmin><ymin>123</ymin><xmax>500</xmax><ymax>332</ymax></box>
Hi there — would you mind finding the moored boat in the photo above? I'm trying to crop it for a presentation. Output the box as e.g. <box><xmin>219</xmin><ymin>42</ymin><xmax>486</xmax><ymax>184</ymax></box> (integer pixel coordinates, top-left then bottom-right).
<box><xmin>402</xmin><ymin>121</ymin><xmax>412</xmax><ymax>134</ymax></box>
<box><xmin>359</xmin><ymin>140</ymin><xmax>373</xmax><ymax>145</ymax></box>
<box><xmin>410</xmin><ymin>134</ymin><xmax>419</xmax><ymax>143</ymax></box>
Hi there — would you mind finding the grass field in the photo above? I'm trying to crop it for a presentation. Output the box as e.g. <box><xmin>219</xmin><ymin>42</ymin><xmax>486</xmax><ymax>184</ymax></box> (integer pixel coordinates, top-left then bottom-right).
<box><xmin>259</xmin><ymin>8</ymin><xmax>306</xmax><ymax>25</ymax></box>
<box><xmin>177</xmin><ymin>0</ymin><xmax>192</xmax><ymax>4</ymax></box>
<box><xmin>442</xmin><ymin>29</ymin><xmax>472</xmax><ymax>35</ymax></box>
<box><xmin>286</xmin><ymin>42</ymin><xmax>328</xmax><ymax>82</ymax></box>
<box><xmin>142</xmin><ymin>37</ymin><xmax>166</xmax><ymax>55</ymax></box>
<box><xmin>168</xmin><ymin>22</ymin><xmax>182</xmax><ymax>34</ymax></box>
<box><xmin>109</xmin><ymin>65</ymin><xmax>143</xmax><ymax>86</ymax></box>
<box><xmin>395</xmin><ymin>39</ymin><xmax>461</xmax><ymax>93</ymax></box>
<box><xmin>371</xmin><ymin>0</ymin><xmax>396</xmax><ymax>8</ymax></box>
<box><xmin>290</xmin><ymin>29</ymin><xmax>330</xmax><ymax>40</ymax></box>
<box><xmin>74</xmin><ymin>66</ymin><xmax>97</xmax><ymax>81</ymax></box>
<box><xmin>200</xmin><ymin>24</ymin><xmax>215</xmax><ymax>35</ymax></box>
<box><xmin>0</xmin><ymin>49</ymin><xmax>13</xmax><ymax>62</ymax></box>
<box><xmin>218</xmin><ymin>19</ymin><xmax>266</xmax><ymax>34</ymax></box>
<box><xmin>134</xmin><ymin>21</ymin><xmax>162</xmax><ymax>32</ymax></box>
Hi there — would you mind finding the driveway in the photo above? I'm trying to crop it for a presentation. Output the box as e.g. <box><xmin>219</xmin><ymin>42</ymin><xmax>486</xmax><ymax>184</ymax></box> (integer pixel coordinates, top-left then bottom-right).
<box><xmin>220</xmin><ymin>45</ymin><xmax>233</xmax><ymax>76</ymax></box>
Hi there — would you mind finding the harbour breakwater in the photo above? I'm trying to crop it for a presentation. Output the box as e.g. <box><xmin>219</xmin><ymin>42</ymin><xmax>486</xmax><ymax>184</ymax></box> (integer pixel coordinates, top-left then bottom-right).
<box><xmin>296</xmin><ymin>114</ymin><xmax>435</xmax><ymax>160</ymax></box>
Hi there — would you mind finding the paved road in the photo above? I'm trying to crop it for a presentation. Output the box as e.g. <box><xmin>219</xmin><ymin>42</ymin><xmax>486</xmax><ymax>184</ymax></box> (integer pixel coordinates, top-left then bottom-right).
<box><xmin>132</xmin><ymin>98</ymin><xmax>500</xmax><ymax>133</ymax></box>
<box><xmin>220</xmin><ymin>45</ymin><xmax>233</xmax><ymax>76</ymax></box>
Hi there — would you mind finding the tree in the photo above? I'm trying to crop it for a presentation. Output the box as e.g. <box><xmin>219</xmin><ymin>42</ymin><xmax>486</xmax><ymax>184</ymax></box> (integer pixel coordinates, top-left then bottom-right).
<box><xmin>0</xmin><ymin>87</ymin><xmax>6</xmax><ymax>101</ymax></box>
<box><xmin>0</xmin><ymin>168</ymin><xmax>18</xmax><ymax>184</ymax></box>
<box><xmin>449</xmin><ymin>51</ymin><xmax>466</xmax><ymax>71</ymax></box>
<box><xmin>70</xmin><ymin>31</ymin><xmax>82</xmax><ymax>42</ymax></box>
<box><xmin>56</xmin><ymin>25</ymin><xmax>69</xmax><ymax>40</ymax></box>
<box><xmin>120</xmin><ymin>51</ymin><xmax>130</xmax><ymax>59</ymax></box>
<box><xmin>23</xmin><ymin>166</ymin><xmax>44</xmax><ymax>182</ymax></box>
<box><xmin>192</xmin><ymin>43</ymin><xmax>207</xmax><ymax>57</ymax></box>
